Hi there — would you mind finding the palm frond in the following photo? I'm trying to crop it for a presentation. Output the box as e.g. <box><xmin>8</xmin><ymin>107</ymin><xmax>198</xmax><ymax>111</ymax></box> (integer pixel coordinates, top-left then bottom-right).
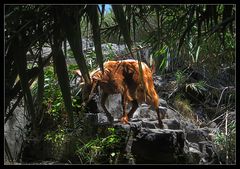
<box><xmin>12</xmin><ymin>35</ymin><xmax>36</xmax><ymax>128</ymax></box>
<box><xmin>99</xmin><ymin>4</ymin><xmax>105</xmax><ymax>27</ymax></box>
<box><xmin>35</xmin><ymin>54</ymin><xmax>44</xmax><ymax>114</ymax></box>
<box><xmin>57</xmin><ymin>6</ymin><xmax>91</xmax><ymax>84</ymax></box>
<box><xmin>112</xmin><ymin>5</ymin><xmax>132</xmax><ymax>55</ymax></box>
<box><xmin>52</xmin><ymin>28</ymin><xmax>74</xmax><ymax>128</ymax></box>
<box><xmin>177</xmin><ymin>6</ymin><xmax>196</xmax><ymax>57</ymax></box>
<box><xmin>87</xmin><ymin>5</ymin><xmax>104</xmax><ymax>73</ymax></box>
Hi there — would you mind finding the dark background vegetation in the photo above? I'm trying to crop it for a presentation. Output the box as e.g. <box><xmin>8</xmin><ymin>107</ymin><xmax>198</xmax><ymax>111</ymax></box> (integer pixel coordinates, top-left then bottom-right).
<box><xmin>4</xmin><ymin>4</ymin><xmax>235</xmax><ymax>164</ymax></box>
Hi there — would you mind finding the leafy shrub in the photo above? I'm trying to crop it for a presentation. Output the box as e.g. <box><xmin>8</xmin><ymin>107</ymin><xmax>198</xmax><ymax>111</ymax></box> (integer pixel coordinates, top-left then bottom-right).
<box><xmin>44</xmin><ymin>127</ymin><xmax>66</xmax><ymax>148</ymax></box>
<box><xmin>42</xmin><ymin>65</ymin><xmax>85</xmax><ymax>123</ymax></box>
<box><xmin>68</xmin><ymin>64</ymin><xmax>79</xmax><ymax>79</ymax></box>
<box><xmin>214</xmin><ymin>120</ymin><xmax>236</xmax><ymax>164</ymax></box>
<box><xmin>175</xmin><ymin>70</ymin><xmax>187</xmax><ymax>85</ymax></box>
<box><xmin>42</xmin><ymin>67</ymin><xmax>64</xmax><ymax>122</ymax></box>
<box><xmin>75</xmin><ymin>127</ymin><xmax>128</xmax><ymax>164</ymax></box>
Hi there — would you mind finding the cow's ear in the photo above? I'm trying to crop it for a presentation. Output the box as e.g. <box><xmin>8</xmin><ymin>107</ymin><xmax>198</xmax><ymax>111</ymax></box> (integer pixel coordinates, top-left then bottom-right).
<box><xmin>92</xmin><ymin>75</ymin><xmax>101</xmax><ymax>81</ymax></box>
<box><xmin>92</xmin><ymin>71</ymin><xmax>102</xmax><ymax>81</ymax></box>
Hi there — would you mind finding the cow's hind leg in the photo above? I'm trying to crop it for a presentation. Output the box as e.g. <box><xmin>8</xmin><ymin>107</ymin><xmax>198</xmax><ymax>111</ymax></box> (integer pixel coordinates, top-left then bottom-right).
<box><xmin>147</xmin><ymin>91</ymin><xmax>164</xmax><ymax>129</ymax></box>
<box><xmin>156</xmin><ymin>107</ymin><xmax>164</xmax><ymax>128</ymax></box>
<box><xmin>120</xmin><ymin>94</ymin><xmax>129</xmax><ymax>124</ymax></box>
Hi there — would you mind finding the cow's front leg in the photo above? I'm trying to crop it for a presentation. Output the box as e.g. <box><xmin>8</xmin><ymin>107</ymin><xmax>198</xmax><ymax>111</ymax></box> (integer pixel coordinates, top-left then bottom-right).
<box><xmin>127</xmin><ymin>100</ymin><xmax>138</xmax><ymax>119</ymax></box>
<box><xmin>101</xmin><ymin>93</ymin><xmax>113</xmax><ymax>123</ymax></box>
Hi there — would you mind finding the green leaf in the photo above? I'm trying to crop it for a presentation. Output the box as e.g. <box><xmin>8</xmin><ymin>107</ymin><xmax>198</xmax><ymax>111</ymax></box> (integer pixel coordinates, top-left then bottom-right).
<box><xmin>159</xmin><ymin>57</ymin><xmax>167</xmax><ymax>71</ymax></box>
<box><xmin>52</xmin><ymin>23</ymin><xmax>74</xmax><ymax>128</ymax></box>
<box><xmin>57</xmin><ymin>6</ymin><xmax>91</xmax><ymax>85</ymax></box>
<box><xmin>111</xmin><ymin>152</ymin><xmax>116</xmax><ymax>157</ymax></box>
<box><xmin>35</xmin><ymin>54</ymin><xmax>44</xmax><ymax>119</ymax></box>
<box><xmin>99</xmin><ymin>4</ymin><xmax>105</xmax><ymax>27</ymax></box>
<box><xmin>56</xmin><ymin>102</ymin><xmax>61</xmax><ymax>107</ymax></box>
<box><xmin>195</xmin><ymin>46</ymin><xmax>200</xmax><ymax>63</ymax></box>
<box><xmin>12</xmin><ymin>35</ymin><xmax>36</xmax><ymax>128</ymax></box>
<box><xmin>112</xmin><ymin>5</ymin><xmax>132</xmax><ymax>55</ymax></box>
<box><xmin>177</xmin><ymin>6</ymin><xmax>197</xmax><ymax>57</ymax></box>
<box><xmin>87</xmin><ymin>5</ymin><xmax>104</xmax><ymax>73</ymax></box>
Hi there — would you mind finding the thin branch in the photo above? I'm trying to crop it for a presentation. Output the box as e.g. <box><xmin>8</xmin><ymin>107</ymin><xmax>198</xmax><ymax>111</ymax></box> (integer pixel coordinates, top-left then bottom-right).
<box><xmin>225</xmin><ymin>111</ymin><xmax>229</xmax><ymax>164</ymax></box>
<box><xmin>206</xmin><ymin>113</ymin><xmax>225</xmax><ymax>126</ymax></box>
<box><xmin>216</xmin><ymin>86</ymin><xmax>229</xmax><ymax>112</ymax></box>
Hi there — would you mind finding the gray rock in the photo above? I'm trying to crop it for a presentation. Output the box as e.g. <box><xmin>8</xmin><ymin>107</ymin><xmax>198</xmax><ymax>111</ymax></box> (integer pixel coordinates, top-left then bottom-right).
<box><xmin>185</xmin><ymin>127</ymin><xmax>210</xmax><ymax>143</ymax></box>
<box><xmin>131</xmin><ymin>128</ymin><xmax>185</xmax><ymax>164</ymax></box>
<box><xmin>180</xmin><ymin>121</ymin><xmax>198</xmax><ymax>135</ymax></box>
<box><xmin>164</xmin><ymin>108</ymin><xmax>181</xmax><ymax>121</ymax></box>
<box><xmin>189</xmin><ymin>147</ymin><xmax>202</xmax><ymax>163</ymax></box>
<box><xmin>208</xmin><ymin>121</ymin><xmax>217</xmax><ymax>128</ymax></box>
<box><xmin>97</xmin><ymin>113</ymin><xmax>109</xmax><ymax>124</ymax></box>
<box><xmin>159</xmin><ymin>98</ymin><xmax>167</xmax><ymax>106</ymax></box>
<box><xmin>185</xmin><ymin>141</ymin><xmax>202</xmax><ymax>164</ymax></box>
<box><xmin>132</xmin><ymin>106</ymin><xmax>158</xmax><ymax>120</ymax></box>
<box><xmin>198</xmin><ymin>141</ymin><xmax>219</xmax><ymax>164</ymax></box>
<box><xmin>153</xmin><ymin>76</ymin><xmax>165</xmax><ymax>88</ymax></box>
<box><xmin>141</xmin><ymin>119</ymin><xmax>158</xmax><ymax>129</ymax></box>
<box><xmin>162</xmin><ymin>119</ymin><xmax>181</xmax><ymax>129</ymax></box>
<box><xmin>4</xmin><ymin>104</ymin><xmax>29</xmax><ymax>162</ymax></box>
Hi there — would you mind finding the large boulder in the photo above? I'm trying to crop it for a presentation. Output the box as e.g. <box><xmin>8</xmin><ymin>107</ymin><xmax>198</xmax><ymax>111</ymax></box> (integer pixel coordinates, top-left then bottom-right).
<box><xmin>112</xmin><ymin>121</ymin><xmax>219</xmax><ymax>164</ymax></box>
<box><xmin>131</xmin><ymin>128</ymin><xmax>185</xmax><ymax>164</ymax></box>
<box><xmin>4</xmin><ymin>105</ymin><xmax>29</xmax><ymax>162</ymax></box>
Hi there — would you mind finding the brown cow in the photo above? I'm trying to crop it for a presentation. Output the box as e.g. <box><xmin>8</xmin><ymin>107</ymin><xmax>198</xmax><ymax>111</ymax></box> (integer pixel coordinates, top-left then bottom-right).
<box><xmin>82</xmin><ymin>59</ymin><xmax>164</xmax><ymax>128</ymax></box>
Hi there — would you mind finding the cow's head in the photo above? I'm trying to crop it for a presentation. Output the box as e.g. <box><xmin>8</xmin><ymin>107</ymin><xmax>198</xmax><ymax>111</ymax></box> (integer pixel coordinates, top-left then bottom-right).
<box><xmin>81</xmin><ymin>70</ymin><xmax>102</xmax><ymax>105</ymax></box>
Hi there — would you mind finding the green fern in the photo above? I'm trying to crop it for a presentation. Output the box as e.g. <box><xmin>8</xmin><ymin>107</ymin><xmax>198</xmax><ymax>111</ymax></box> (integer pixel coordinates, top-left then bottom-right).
<box><xmin>185</xmin><ymin>80</ymin><xmax>207</xmax><ymax>95</ymax></box>
<box><xmin>175</xmin><ymin>70</ymin><xmax>187</xmax><ymax>85</ymax></box>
